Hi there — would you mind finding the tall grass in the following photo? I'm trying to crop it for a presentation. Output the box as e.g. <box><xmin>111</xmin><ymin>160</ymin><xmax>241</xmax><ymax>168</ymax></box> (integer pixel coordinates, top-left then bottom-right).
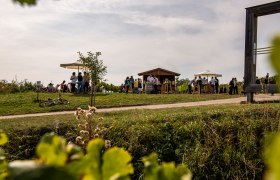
<box><xmin>1</xmin><ymin>103</ymin><xmax>280</xmax><ymax>179</ymax></box>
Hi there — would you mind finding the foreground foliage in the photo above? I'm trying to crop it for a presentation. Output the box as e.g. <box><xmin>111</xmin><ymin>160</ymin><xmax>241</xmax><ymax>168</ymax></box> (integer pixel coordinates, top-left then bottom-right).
<box><xmin>0</xmin><ymin>133</ymin><xmax>190</xmax><ymax>180</ymax></box>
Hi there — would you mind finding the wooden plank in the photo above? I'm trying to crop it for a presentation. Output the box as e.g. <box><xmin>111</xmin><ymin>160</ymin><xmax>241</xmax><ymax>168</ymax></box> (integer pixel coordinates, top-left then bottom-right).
<box><xmin>245</xmin><ymin>84</ymin><xmax>279</xmax><ymax>93</ymax></box>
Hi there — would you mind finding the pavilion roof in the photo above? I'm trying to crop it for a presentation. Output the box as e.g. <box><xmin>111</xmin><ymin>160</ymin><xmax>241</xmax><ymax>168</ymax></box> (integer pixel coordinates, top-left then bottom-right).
<box><xmin>138</xmin><ymin>68</ymin><xmax>180</xmax><ymax>76</ymax></box>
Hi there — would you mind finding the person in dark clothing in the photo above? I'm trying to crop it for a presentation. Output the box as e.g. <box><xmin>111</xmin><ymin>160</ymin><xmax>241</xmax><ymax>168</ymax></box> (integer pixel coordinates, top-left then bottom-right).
<box><xmin>77</xmin><ymin>72</ymin><xmax>83</xmax><ymax>94</ymax></box>
<box><xmin>125</xmin><ymin>76</ymin><xmax>130</xmax><ymax>94</ymax></box>
<box><xmin>215</xmin><ymin>77</ymin><xmax>219</xmax><ymax>94</ymax></box>
<box><xmin>130</xmin><ymin>76</ymin><xmax>134</xmax><ymax>90</ymax></box>
<box><xmin>197</xmin><ymin>76</ymin><xmax>203</xmax><ymax>94</ymax></box>
<box><xmin>229</xmin><ymin>78</ymin><xmax>234</xmax><ymax>95</ymax></box>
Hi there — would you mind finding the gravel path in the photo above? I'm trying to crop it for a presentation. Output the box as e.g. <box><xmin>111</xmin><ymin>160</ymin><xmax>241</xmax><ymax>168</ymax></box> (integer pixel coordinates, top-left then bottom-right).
<box><xmin>0</xmin><ymin>94</ymin><xmax>279</xmax><ymax>120</ymax></box>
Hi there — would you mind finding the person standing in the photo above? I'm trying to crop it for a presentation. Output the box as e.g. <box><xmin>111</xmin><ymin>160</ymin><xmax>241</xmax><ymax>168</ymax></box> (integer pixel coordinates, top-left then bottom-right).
<box><xmin>130</xmin><ymin>76</ymin><xmax>134</xmax><ymax>90</ymax></box>
<box><xmin>70</xmin><ymin>72</ymin><xmax>77</xmax><ymax>93</ymax></box>
<box><xmin>154</xmin><ymin>76</ymin><xmax>159</xmax><ymax>94</ymax></box>
<box><xmin>134</xmin><ymin>79</ymin><xmax>138</xmax><ymax>93</ymax></box>
<box><xmin>229</xmin><ymin>78</ymin><xmax>234</xmax><ymax>95</ymax></box>
<box><xmin>264</xmin><ymin>73</ymin><xmax>269</xmax><ymax>93</ymax></box>
<box><xmin>210</xmin><ymin>77</ymin><xmax>215</xmax><ymax>94</ymax></box>
<box><xmin>138</xmin><ymin>78</ymin><xmax>142</xmax><ymax>94</ymax></box>
<box><xmin>197</xmin><ymin>76</ymin><xmax>203</xmax><ymax>94</ymax></box>
<box><xmin>77</xmin><ymin>72</ymin><xmax>83</xmax><ymax>94</ymax></box>
<box><xmin>188</xmin><ymin>77</ymin><xmax>196</xmax><ymax>94</ymax></box>
<box><xmin>83</xmin><ymin>72</ymin><xmax>90</xmax><ymax>93</ymax></box>
<box><xmin>125</xmin><ymin>76</ymin><xmax>130</xmax><ymax>94</ymax></box>
<box><xmin>60</xmin><ymin>80</ymin><xmax>66</xmax><ymax>93</ymax></box>
<box><xmin>215</xmin><ymin>77</ymin><xmax>219</xmax><ymax>94</ymax></box>
<box><xmin>233</xmin><ymin>78</ymin><xmax>238</xmax><ymax>94</ymax></box>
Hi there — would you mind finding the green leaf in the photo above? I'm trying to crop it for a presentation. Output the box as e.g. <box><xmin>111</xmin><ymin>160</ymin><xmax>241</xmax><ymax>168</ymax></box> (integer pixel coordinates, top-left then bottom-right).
<box><xmin>264</xmin><ymin>133</ymin><xmax>280</xmax><ymax>180</ymax></box>
<box><xmin>65</xmin><ymin>138</ymin><xmax>104</xmax><ymax>179</ymax></box>
<box><xmin>270</xmin><ymin>36</ymin><xmax>280</xmax><ymax>76</ymax></box>
<box><xmin>142</xmin><ymin>153</ymin><xmax>160</xmax><ymax>180</ymax></box>
<box><xmin>0</xmin><ymin>133</ymin><xmax>8</xmax><ymax>146</ymax></box>
<box><xmin>0</xmin><ymin>158</ymin><xmax>8</xmax><ymax>180</ymax></box>
<box><xmin>36</xmin><ymin>133</ymin><xmax>67</xmax><ymax>166</ymax></box>
<box><xmin>84</xmin><ymin>138</ymin><xmax>104</xmax><ymax>180</ymax></box>
<box><xmin>160</xmin><ymin>163</ymin><xmax>191</xmax><ymax>180</ymax></box>
<box><xmin>142</xmin><ymin>153</ymin><xmax>191</xmax><ymax>180</ymax></box>
<box><xmin>102</xmin><ymin>147</ymin><xmax>134</xmax><ymax>180</ymax></box>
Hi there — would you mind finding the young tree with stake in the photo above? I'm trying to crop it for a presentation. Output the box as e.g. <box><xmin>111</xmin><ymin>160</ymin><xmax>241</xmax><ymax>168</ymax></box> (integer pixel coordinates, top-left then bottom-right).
<box><xmin>78</xmin><ymin>51</ymin><xmax>107</xmax><ymax>106</ymax></box>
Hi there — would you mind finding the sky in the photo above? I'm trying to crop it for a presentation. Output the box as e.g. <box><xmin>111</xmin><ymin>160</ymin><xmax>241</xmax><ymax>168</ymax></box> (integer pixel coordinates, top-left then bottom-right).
<box><xmin>0</xmin><ymin>0</ymin><xmax>280</xmax><ymax>86</ymax></box>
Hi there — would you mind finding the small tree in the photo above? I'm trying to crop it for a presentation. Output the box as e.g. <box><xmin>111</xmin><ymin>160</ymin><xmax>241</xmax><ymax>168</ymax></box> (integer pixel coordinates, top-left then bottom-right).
<box><xmin>78</xmin><ymin>51</ymin><xmax>107</xmax><ymax>106</ymax></box>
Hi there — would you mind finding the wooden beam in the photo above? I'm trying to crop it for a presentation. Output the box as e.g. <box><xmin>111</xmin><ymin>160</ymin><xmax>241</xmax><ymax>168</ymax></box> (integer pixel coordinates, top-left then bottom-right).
<box><xmin>246</xmin><ymin>1</ymin><xmax>280</xmax><ymax>16</ymax></box>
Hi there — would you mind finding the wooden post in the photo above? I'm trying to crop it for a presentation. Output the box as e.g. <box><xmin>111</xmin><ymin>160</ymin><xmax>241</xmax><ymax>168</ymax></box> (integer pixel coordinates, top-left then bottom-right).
<box><xmin>244</xmin><ymin>10</ymin><xmax>257</xmax><ymax>103</ymax></box>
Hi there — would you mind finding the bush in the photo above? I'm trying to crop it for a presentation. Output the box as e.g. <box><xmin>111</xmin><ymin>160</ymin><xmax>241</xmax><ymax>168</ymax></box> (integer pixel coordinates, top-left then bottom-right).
<box><xmin>0</xmin><ymin>79</ymin><xmax>36</xmax><ymax>93</ymax></box>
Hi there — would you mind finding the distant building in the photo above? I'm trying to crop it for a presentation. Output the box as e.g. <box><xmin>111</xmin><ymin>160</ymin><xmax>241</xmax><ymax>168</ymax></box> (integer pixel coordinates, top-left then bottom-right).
<box><xmin>138</xmin><ymin>68</ymin><xmax>180</xmax><ymax>93</ymax></box>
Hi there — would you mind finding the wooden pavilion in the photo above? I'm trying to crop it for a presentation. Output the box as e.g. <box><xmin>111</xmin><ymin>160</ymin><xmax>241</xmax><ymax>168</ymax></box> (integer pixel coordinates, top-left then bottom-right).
<box><xmin>138</xmin><ymin>68</ymin><xmax>180</xmax><ymax>93</ymax></box>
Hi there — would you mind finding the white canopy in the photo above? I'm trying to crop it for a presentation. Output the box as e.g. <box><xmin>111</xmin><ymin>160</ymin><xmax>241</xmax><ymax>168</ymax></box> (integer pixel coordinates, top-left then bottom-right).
<box><xmin>194</xmin><ymin>70</ymin><xmax>222</xmax><ymax>78</ymax></box>
<box><xmin>60</xmin><ymin>60</ymin><xmax>87</xmax><ymax>73</ymax></box>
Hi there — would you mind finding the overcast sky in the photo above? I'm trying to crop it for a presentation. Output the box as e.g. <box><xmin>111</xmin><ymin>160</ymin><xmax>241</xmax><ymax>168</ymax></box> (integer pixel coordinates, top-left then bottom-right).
<box><xmin>1</xmin><ymin>0</ymin><xmax>280</xmax><ymax>86</ymax></box>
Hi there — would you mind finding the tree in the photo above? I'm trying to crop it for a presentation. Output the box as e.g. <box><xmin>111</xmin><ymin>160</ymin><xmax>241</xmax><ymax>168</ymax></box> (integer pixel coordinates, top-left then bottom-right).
<box><xmin>78</xmin><ymin>51</ymin><xmax>107</xmax><ymax>106</ymax></box>
<box><xmin>12</xmin><ymin>0</ymin><xmax>37</xmax><ymax>6</ymax></box>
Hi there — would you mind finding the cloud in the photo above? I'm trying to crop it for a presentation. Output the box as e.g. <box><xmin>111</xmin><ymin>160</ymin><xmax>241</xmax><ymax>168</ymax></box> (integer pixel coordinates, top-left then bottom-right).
<box><xmin>123</xmin><ymin>13</ymin><xmax>204</xmax><ymax>32</ymax></box>
<box><xmin>0</xmin><ymin>0</ymin><xmax>279</xmax><ymax>86</ymax></box>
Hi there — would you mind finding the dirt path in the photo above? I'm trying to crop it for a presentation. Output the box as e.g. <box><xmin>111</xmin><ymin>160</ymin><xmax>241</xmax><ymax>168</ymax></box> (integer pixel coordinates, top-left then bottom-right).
<box><xmin>0</xmin><ymin>94</ymin><xmax>279</xmax><ymax>120</ymax></box>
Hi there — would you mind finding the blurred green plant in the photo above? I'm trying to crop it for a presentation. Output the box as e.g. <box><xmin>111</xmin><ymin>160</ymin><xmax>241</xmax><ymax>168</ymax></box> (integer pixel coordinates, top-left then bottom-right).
<box><xmin>142</xmin><ymin>153</ymin><xmax>191</xmax><ymax>180</ymax></box>
<box><xmin>1</xmin><ymin>131</ymin><xmax>191</xmax><ymax>179</ymax></box>
<box><xmin>270</xmin><ymin>35</ymin><xmax>280</xmax><ymax>83</ymax></box>
<box><xmin>0</xmin><ymin>131</ymin><xmax>9</xmax><ymax>180</ymax></box>
<box><xmin>263</xmin><ymin>35</ymin><xmax>280</xmax><ymax>180</ymax></box>
<box><xmin>264</xmin><ymin>133</ymin><xmax>280</xmax><ymax>180</ymax></box>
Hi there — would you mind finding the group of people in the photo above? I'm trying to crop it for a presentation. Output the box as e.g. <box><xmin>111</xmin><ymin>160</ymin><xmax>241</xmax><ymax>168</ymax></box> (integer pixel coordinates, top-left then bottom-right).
<box><xmin>121</xmin><ymin>76</ymin><xmax>143</xmax><ymax>94</ymax></box>
<box><xmin>188</xmin><ymin>76</ymin><xmax>220</xmax><ymax>94</ymax></box>
<box><xmin>146</xmin><ymin>74</ymin><xmax>160</xmax><ymax>94</ymax></box>
<box><xmin>62</xmin><ymin>71</ymin><xmax>90</xmax><ymax>94</ymax></box>
<box><xmin>229</xmin><ymin>77</ymin><xmax>239</xmax><ymax>95</ymax></box>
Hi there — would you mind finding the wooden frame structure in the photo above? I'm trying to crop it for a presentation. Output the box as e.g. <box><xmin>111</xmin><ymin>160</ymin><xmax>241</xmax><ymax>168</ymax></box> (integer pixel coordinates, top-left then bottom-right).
<box><xmin>244</xmin><ymin>1</ymin><xmax>280</xmax><ymax>102</ymax></box>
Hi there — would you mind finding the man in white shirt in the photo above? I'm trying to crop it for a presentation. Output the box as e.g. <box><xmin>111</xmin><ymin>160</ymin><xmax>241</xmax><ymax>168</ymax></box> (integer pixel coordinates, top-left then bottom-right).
<box><xmin>147</xmin><ymin>74</ymin><xmax>154</xmax><ymax>83</ymax></box>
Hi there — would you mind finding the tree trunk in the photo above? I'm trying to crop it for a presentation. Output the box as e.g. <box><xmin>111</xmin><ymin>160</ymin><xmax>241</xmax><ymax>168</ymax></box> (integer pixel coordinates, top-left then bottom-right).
<box><xmin>90</xmin><ymin>82</ymin><xmax>94</xmax><ymax>106</ymax></box>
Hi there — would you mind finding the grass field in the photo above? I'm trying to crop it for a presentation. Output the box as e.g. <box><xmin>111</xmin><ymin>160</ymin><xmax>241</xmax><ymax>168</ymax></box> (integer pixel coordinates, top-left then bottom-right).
<box><xmin>1</xmin><ymin>103</ymin><xmax>280</xmax><ymax>179</ymax></box>
<box><xmin>0</xmin><ymin>91</ymin><xmax>240</xmax><ymax>116</ymax></box>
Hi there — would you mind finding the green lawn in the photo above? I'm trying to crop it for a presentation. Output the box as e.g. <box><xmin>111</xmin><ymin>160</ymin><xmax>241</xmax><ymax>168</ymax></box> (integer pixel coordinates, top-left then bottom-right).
<box><xmin>0</xmin><ymin>92</ymin><xmax>240</xmax><ymax>116</ymax></box>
